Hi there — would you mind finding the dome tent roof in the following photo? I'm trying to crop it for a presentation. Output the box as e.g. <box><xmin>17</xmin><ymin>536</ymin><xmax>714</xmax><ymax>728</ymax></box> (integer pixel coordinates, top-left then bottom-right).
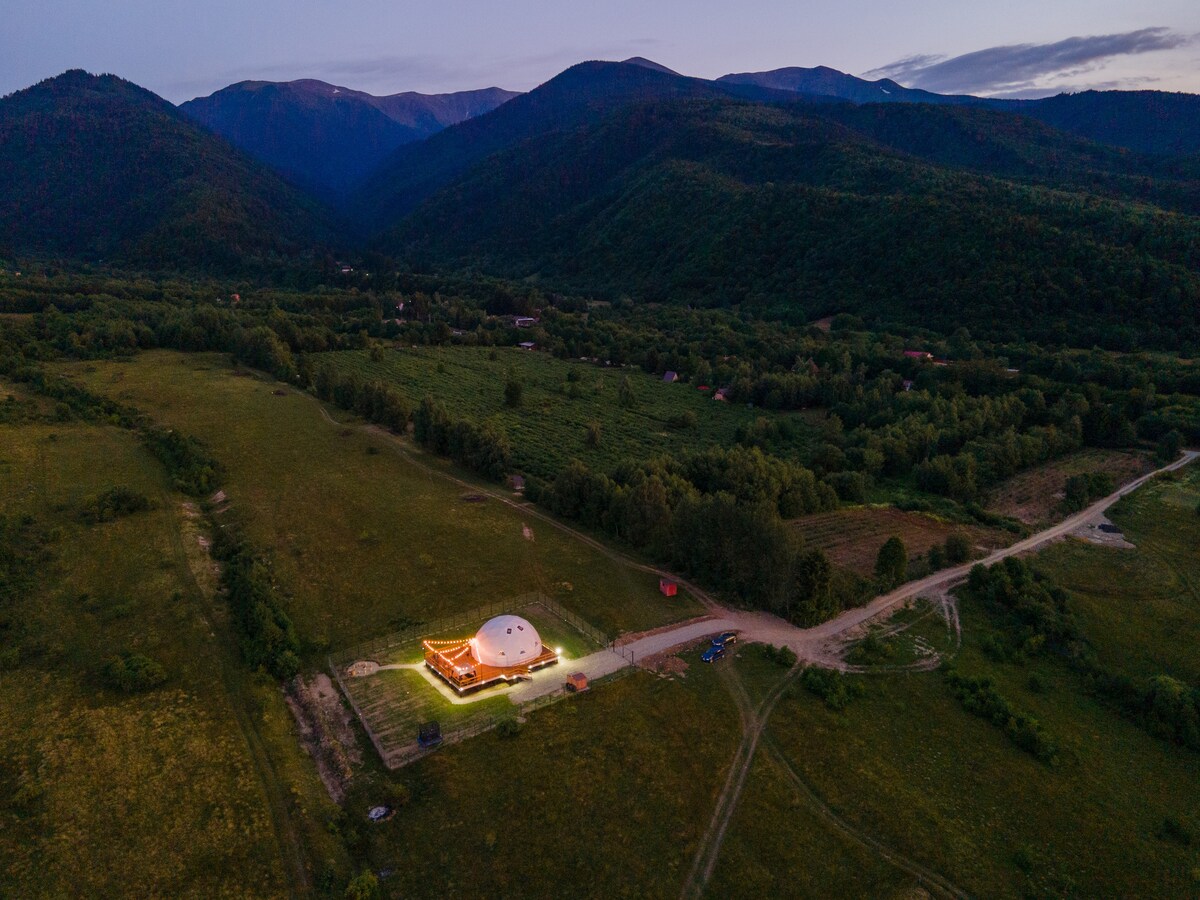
<box><xmin>471</xmin><ymin>615</ymin><xmax>543</xmax><ymax>668</ymax></box>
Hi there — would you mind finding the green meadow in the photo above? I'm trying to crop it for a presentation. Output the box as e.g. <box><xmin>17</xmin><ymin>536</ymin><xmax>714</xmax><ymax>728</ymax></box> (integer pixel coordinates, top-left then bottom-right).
<box><xmin>59</xmin><ymin>351</ymin><xmax>703</xmax><ymax>651</ymax></box>
<box><xmin>714</xmin><ymin>468</ymin><xmax>1200</xmax><ymax>897</ymax></box>
<box><xmin>322</xmin><ymin>345</ymin><xmax>814</xmax><ymax>478</ymax></box>
<box><xmin>0</xmin><ymin>418</ymin><xmax>345</xmax><ymax>897</ymax></box>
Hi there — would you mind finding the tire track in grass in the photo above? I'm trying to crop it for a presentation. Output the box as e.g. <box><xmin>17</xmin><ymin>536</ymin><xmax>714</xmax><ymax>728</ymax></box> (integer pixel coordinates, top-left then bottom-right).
<box><xmin>761</xmin><ymin>732</ymin><xmax>971</xmax><ymax>900</ymax></box>
<box><xmin>680</xmin><ymin>664</ymin><xmax>800</xmax><ymax>898</ymax></box>
<box><xmin>169</xmin><ymin>499</ymin><xmax>312</xmax><ymax>897</ymax></box>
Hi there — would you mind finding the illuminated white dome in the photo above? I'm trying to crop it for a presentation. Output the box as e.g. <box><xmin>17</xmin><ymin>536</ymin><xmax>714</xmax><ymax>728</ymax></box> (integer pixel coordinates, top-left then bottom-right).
<box><xmin>471</xmin><ymin>615</ymin><xmax>543</xmax><ymax>668</ymax></box>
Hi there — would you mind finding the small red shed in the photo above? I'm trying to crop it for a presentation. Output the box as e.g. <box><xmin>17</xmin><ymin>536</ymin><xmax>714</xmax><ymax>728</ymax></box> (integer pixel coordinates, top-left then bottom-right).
<box><xmin>659</xmin><ymin>578</ymin><xmax>678</xmax><ymax>597</ymax></box>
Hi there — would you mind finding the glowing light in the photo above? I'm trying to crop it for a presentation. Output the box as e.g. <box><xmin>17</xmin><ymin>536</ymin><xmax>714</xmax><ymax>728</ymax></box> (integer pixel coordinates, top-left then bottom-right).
<box><xmin>555</xmin><ymin>647</ymin><xmax>563</xmax><ymax>655</ymax></box>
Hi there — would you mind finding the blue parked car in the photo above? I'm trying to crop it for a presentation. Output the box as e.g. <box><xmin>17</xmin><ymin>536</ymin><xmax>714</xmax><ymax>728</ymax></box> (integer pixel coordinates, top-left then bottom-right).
<box><xmin>712</xmin><ymin>632</ymin><xmax>738</xmax><ymax>648</ymax></box>
<box><xmin>701</xmin><ymin>645</ymin><xmax>726</xmax><ymax>663</ymax></box>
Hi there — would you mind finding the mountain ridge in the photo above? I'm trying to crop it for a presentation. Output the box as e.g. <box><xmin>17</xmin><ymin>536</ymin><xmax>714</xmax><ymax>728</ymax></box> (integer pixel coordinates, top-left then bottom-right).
<box><xmin>180</xmin><ymin>80</ymin><xmax>519</xmax><ymax>198</ymax></box>
<box><xmin>0</xmin><ymin>70</ymin><xmax>337</xmax><ymax>271</ymax></box>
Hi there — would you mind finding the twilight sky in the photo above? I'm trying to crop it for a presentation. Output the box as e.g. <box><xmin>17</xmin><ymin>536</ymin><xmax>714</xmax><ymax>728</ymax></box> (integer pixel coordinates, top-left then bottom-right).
<box><xmin>4</xmin><ymin>1</ymin><xmax>1199</xmax><ymax>102</ymax></box>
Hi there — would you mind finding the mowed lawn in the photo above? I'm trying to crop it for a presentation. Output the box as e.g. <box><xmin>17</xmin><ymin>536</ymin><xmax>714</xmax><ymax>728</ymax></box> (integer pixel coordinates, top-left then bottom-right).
<box><xmin>367</xmin><ymin>658</ymin><xmax>743</xmax><ymax>898</ymax></box>
<box><xmin>0</xmin><ymin>420</ymin><xmax>342</xmax><ymax>896</ymax></box>
<box><xmin>59</xmin><ymin>352</ymin><xmax>701</xmax><ymax>653</ymax></box>
<box><xmin>320</xmin><ymin>345</ymin><xmax>815</xmax><ymax>477</ymax></box>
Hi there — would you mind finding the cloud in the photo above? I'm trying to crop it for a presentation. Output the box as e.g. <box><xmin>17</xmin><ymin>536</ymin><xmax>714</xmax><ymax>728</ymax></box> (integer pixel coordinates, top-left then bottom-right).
<box><xmin>864</xmin><ymin>27</ymin><xmax>1194</xmax><ymax>96</ymax></box>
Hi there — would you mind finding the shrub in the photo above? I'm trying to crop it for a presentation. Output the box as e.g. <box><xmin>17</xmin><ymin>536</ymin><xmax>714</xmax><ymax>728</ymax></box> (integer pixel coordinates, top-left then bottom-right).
<box><xmin>944</xmin><ymin>531</ymin><xmax>972</xmax><ymax>564</ymax></box>
<box><xmin>874</xmin><ymin>536</ymin><xmax>907</xmax><ymax>588</ymax></box>
<box><xmin>800</xmin><ymin>666</ymin><xmax>863</xmax><ymax>710</ymax></box>
<box><xmin>344</xmin><ymin>869</ymin><xmax>380</xmax><ymax>900</ymax></box>
<box><xmin>943</xmin><ymin>668</ymin><xmax>1058</xmax><ymax>764</ymax></box>
<box><xmin>848</xmin><ymin>631</ymin><xmax>896</xmax><ymax>665</ymax></box>
<box><xmin>102</xmin><ymin>653</ymin><xmax>167</xmax><ymax>692</ymax></box>
<box><xmin>496</xmin><ymin>717</ymin><xmax>521</xmax><ymax>738</ymax></box>
<box><xmin>79</xmin><ymin>486</ymin><xmax>152</xmax><ymax>524</ymax></box>
<box><xmin>758</xmin><ymin>644</ymin><xmax>798</xmax><ymax>668</ymax></box>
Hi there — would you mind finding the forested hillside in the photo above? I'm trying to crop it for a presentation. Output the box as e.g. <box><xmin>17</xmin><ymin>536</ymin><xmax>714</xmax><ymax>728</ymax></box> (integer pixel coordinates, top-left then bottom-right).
<box><xmin>348</xmin><ymin>60</ymin><xmax>805</xmax><ymax>229</ymax></box>
<box><xmin>0</xmin><ymin>71</ymin><xmax>338</xmax><ymax>271</ymax></box>
<box><xmin>180</xmin><ymin>80</ymin><xmax>518</xmax><ymax>198</ymax></box>
<box><xmin>383</xmin><ymin>99</ymin><xmax>1200</xmax><ymax>350</ymax></box>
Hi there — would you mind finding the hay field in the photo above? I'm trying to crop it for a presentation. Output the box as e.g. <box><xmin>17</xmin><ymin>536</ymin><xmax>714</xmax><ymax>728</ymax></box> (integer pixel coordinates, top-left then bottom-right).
<box><xmin>987</xmin><ymin>447</ymin><xmax>1152</xmax><ymax>525</ymax></box>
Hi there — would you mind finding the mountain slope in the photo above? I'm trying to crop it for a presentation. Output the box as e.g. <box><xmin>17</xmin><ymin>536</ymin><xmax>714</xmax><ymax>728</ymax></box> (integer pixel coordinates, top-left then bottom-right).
<box><xmin>180</xmin><ymin>80</ymin><xmax>517</xmax><ymax>198</ymax></box>
<box><xmin>993</xmin><ymin>90</ymin><xmax>1200</xmax><ymax>157</ymax></box>
<box><xmin>0</xmin><ymin>70</ymin><xmax>336</xmax><ymax>270</ymax></box>
<box><xmin>719</xmin><ymin>65</ymin><xmax>975</xmax><ymax>105</ymax></box>
<box><xmin>719</xmin><ymin>65</ymin><xmax>1200</xmax><ymax>157</ymax></box>
<box><xmin>349</xmin><ymin>60</ymin><xmax>812</xmax><ymax>232</ymax></box>
<box><xmin>382</xmin><ymin>98</ymin><xmax>1200</xmax><ymax>349</ymax></box>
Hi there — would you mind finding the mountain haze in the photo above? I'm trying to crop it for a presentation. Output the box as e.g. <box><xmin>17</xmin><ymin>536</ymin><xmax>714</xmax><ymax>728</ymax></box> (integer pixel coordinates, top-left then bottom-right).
<box><xmin>181</xmin><ymin>80</ymin><xmax>518</xmax><ymax>198</ymax></box>
<box><xmin>720</xmin><ymin>65</ymin><xmax>1200</xmax><ymax>156</ymax></box>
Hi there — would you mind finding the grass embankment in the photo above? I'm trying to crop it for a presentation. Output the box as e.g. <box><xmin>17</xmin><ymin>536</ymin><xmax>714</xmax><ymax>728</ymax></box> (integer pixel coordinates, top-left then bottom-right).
<box><xmin>321</xmin><ymin>345</ymin><xmax>815</xmax><ymax>478</ymax></box>
<box><xmin>60</xmin><ymin>352</ymin><xmax>703</xmax><ymax>652</ymax></box>
<box><xmin>0</xmin><ymin>420</ymin><xmax>344</xmax><ymax>895</ymax></box>
<box><xmin>716</xmin><ymin>467</ymin><xmax>1200</xmax><ymax>897</ymax></box>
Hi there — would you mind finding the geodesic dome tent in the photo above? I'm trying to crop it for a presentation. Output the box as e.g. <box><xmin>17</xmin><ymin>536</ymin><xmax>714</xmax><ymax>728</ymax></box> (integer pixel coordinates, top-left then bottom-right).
<box><xmin>471</xmin><ymin>615</ymin><xmax>543</xmax><ymax>668</ymax></box>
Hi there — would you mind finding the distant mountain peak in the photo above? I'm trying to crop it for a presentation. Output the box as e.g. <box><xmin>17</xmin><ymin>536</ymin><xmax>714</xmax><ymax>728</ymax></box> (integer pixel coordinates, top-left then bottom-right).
<box><xmin>621</xmin><ymin>57</ymin><xmax>680</xmax><ymax>76</ymax></box>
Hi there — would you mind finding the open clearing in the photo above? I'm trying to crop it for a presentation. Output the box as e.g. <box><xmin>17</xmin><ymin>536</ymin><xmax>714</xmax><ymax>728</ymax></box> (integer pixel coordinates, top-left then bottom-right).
<box><xmin>333</xmin><ymin>597</ymin><xmax>608</xmax><ymax>767</ymax></box>
<box><xmin>987</xmin><ymin>447</ymin><xmax>1152</xmax><ymax>526</ymax></box>
<box><xmin>320</xmin><ymin>345</ymin><xmax>816</xmax><ymax>478</ymax></box>
<box><xmin>1036</xmin><ymin>465</ymin><xmax>1200</xmax><ymax>684</ymax></box>
<box><xmin>792</xmin><ymin>505</ymin><xmax>1009</xmax><ymax>573</ymax></box>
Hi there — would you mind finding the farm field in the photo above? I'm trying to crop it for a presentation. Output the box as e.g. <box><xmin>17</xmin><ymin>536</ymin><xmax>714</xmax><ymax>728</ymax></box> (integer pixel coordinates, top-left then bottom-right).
<box><xmin>792</xmin><ymin>505</ymin><xmax>1009</xmax><ymax>574</ymax></box>
<box><xmin>363</xmin><ymin>653</ymin><xmax>743</xmax><ymax>898</ymax></box>
<box><xmin>986</xmin><ymin>447</ymin><xmax>1152</xmax><ymax>526</ymax></box>
<box><xmin>0</xmin><ymin>418</ymin><xmax>344</xmax><ymax>896</ymax></box>
<box><xmin>319</xmin><ymin>345</ymin><xmax>816</xmax><ymax>477</ymax></box>
<box><xmin>57</xmin><ymin>352</ymin><xmax>704</xmax><ymax>652</ymax></box>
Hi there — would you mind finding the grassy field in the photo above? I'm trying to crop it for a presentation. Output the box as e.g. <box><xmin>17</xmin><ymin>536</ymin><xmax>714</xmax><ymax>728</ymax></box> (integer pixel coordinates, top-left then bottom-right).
<box><xmin>1035</xmin><ymin>466</ymin><xmax>1200</xmax><ymax>686</ymax></box>
<box><xmin>59</xmin><ymin>352</ymin><xmax>703</xmax><ymax>651</ymax></box>
<box><xmin>716</xmin><ymin>466</ymin><xmax>1200</xmax><ymax>897</ymax></box>
<box><xmin>987</xmin><ymin>447</ymin><xmax>1152</xmax><ymax>526</ymax></box>
<box><xmin>364</xmin><ymin>654</ymin><xmax>743</xmax><ymax>898</ymax></box>
<box><xmin>321</xmin><ymin>346</ymin><xmax>815</xmax><ymax>477</ymax></box>
<box><xmin>0</xmin><ymin>419</ymin><xmax>345</xmax><ymax>896</ymax></box>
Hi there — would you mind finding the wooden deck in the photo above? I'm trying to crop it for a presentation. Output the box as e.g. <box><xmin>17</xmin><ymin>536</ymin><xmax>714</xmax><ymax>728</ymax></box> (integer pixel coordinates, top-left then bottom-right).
<box><xmin>423</xmin><ymin>643</ymin><xmax>560</xmax><ymax>694</ymax></box>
